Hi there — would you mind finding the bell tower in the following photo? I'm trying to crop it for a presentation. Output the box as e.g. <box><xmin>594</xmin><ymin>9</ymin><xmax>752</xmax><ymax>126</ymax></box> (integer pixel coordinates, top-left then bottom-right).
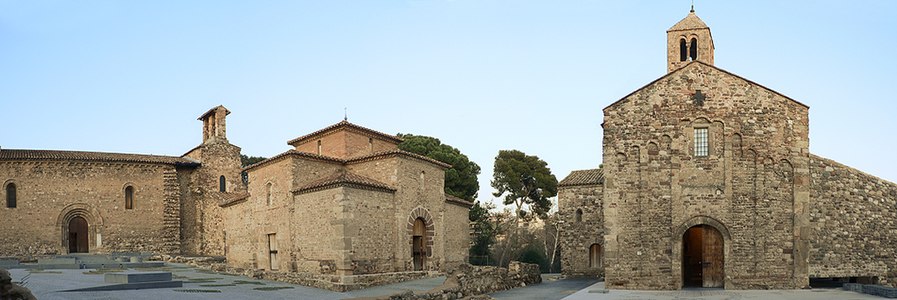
<box><xmin>667</xmin><ymin>7</ymin><xmax>714</xmax><ymax>73</ymax></box>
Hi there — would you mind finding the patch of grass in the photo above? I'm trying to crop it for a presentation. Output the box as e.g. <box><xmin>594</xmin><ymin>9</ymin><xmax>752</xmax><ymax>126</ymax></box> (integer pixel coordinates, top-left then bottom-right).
<box><xmin>173</xmin><ymin>289</ymin><xmax>222</xmax><ymax>293</ymax></box>
<box><xmin>82</xmin><ymin>269</ymin><xmax>123</xmax><ymax>275</ymax></box>
<box><xmin>186</xmin><ymin>277</ymin><xmax>224</xmax><ymax>283</ymax></box>
<box><xmin>199</xmin><ymin>283</ymin><xmax>237</xmax><ymax>287</ymax></box>
<box><xmin>233</xmin><ymin>280</ymin><xmax>266</xmax><ymax>285</ymax></box>
<box><xmin>253</xmin><ymin>286</ymin><xmax>294</xmax><ymax>291</ymax></box>
<box><xmin>26</xmin><ymin>270</ymin><xmax>62</xmax><ymax>274</ymax></box>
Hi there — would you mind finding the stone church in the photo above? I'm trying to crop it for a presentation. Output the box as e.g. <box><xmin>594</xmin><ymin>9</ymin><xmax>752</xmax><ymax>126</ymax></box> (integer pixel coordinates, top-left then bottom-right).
<box><xmin>559</xmin><ymin>10</ymin><xmax>897</xmax><ymax>290</ymax></box>
<box><xmin>0</xmin><ymin>105</ymin><xmax>471</xmax><ymax>276</ymax></box>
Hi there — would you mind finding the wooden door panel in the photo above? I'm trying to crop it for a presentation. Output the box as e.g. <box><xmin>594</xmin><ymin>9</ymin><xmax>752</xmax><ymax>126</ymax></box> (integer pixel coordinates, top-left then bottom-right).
<box><xmin>702</xmin><ymin>225</ymin><xmax>724</xmax><ymax>288</ymax></box>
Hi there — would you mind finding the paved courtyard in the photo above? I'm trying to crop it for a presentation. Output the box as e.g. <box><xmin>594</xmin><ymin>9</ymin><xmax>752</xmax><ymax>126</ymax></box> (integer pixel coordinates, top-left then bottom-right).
<box><xmin>5</xmin><ymin>265</ymin><xmax>884</xmax><ymax>300</ymax></box>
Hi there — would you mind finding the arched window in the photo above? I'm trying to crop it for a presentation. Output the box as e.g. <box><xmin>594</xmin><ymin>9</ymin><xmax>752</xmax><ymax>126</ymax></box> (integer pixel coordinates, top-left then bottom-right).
<box><xmin>5</xmin><ymin>183</ymin><xmax>16</xmax><ymax>208</ymax></box>
<box><xmin>575</xmin><ymin>209</ymin><xmax>583</xmax><ymax>222</ymax></box>
<box><xmin>317</xmin><ymin>140</ymin><xmax>322</xmax><ymax>155</ymax></box>
<box><xmin>689</xmin><ymin>38</ymin><xmax>698</xmax><ymax>60</ymax></box>
<box><xmin>589</xmin><ymin>244</ymin><xmax>602</xmax><ymax>268</ymax></box>
<box><xmin>679</xmin><ymin>38</ymin><xmax>687</xmax><ymax>61</ymax></box>
<box><xmin>219</xmin><ymin>176</ymin><xmax>226</xmax><ymax>192</ymax></box>
<box><xmin>124</xmin><ymin>186</ymin><xmax>134</xmax><ymax>210</ymax></box>
<box><xmin>266</xmin><ymin>182</ymin><xmax>273</xmax><ymax>206</ymax></box>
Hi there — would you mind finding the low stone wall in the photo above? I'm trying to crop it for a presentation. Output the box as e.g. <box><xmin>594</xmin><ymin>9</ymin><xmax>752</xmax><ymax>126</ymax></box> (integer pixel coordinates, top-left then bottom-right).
<box><xmin>350</xmin><ymin>261</ymin><xmax>542</xmax><ymax>300</ymax></box>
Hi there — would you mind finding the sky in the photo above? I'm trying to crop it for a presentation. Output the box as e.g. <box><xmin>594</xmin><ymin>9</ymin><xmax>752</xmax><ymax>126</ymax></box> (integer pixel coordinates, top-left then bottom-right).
<box><xmin>1</xmin><ymin>1</ymin><xmax>896</xmax><ymax>211</ymax></box>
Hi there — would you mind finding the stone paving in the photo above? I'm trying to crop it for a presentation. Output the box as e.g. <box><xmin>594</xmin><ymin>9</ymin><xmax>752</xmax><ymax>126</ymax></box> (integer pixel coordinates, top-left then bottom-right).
<box><xmin>5</xmin><ymin>263</ymin><xmax>444</xmax><ymax>300</ymax></box>
<box><xmin>561</xmin><ymin>282</ymin><xmax>883</xmax><ymax>300</ymax></box>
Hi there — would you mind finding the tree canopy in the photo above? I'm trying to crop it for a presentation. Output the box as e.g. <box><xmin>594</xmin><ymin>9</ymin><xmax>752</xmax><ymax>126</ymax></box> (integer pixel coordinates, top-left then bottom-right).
<box><xmin>397</xmin><ymin>134</ymin><xmax>481</xmax><ymax>201</ymax></box>
<box><xmin>491</xmin><ymin>150</ymin><xmax>558</xmax><ymax>219</ymax></box>
<box><xmin>240</xmin><ymin>154</ymin><xmax>267</xmax><ymax>168</ymax></box>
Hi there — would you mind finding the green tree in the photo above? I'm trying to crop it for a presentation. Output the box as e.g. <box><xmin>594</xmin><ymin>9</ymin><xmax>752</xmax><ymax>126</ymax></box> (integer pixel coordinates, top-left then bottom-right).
<box><xmin>491</xmin><ymin>150</ymin><xmax>558</xmax><ymax>219</ymax></box>
<box><xmin>468</xmin><ymin>200</ymin><xmax>495</xmax><ymax>265</ymax></box>
<box><xmin>397</xmin><ymin>134</ymin><xmax>481</xmax><ymax>201</ymax></box>
<box><xmin>240</xmin><ymin>154</ymin><xmax>267</xmax><ymax>168</ymax></box>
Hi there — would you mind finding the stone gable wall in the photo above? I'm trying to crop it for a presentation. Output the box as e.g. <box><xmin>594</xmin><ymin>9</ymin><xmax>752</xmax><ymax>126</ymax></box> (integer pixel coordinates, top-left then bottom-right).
<box><xmin>809</xmin><ymin>155</ymin><xmax>897</xmax><ymax>286</ymax></box>
<box><xmin>602</xmin><ymin>62</ymin><xmax>810</xmax><ymax>289</ymax></box>
<box><xmin>0</xmin><ymin>160</ymin><xmax>179</xmax><ymax>257</ymax></box>
<box><xmin>558</xmin><ymin>184</ymin><xmax>604</xmax><ymax>277</ymax></box>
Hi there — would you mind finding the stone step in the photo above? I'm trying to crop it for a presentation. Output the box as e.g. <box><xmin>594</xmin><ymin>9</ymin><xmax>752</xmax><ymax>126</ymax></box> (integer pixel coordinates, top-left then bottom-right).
<box><xmin>105</xmin><ymin>271</ymin><xmax>172</xmax><ymax>284</ymax></box>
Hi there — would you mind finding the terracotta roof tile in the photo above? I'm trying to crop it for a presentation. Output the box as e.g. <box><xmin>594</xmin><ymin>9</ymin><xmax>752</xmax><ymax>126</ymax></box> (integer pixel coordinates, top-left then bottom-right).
<box><xmin>287</xmin><ymin>120</ymin><xmax>404</xmax><ymax>146</ymax></box>
<box><xmin>292</xmin><ymin>170</ymin><xmax>396</xmax><ymax>195</ymax></box>
<box><xmin>347</xmin><ymin>149</ymin><xmax>452</xmax><ymax>169</ymax></box>
<box><xmin>445</xmin><ymin>194</ymin><xmax>474</xmax><ymax>208</ymax></box>
<box><xmin>0</xmin><ymin>149</ymin><xmax>200</xmax><ymax>166</ymax></box>
<box><xmin>668</xmin><ymin>11</ymin><xmax>709</xmax><ymax>31</ymax></box>
<box><xmin>219</xmin><ymin>192</ymin><xmax>251</xmax><ymax>207</ymax></box>
<box><xmin>559</xmin><ymin>168</ymin><xmax>604</xmax><ymax>187</ymax></box>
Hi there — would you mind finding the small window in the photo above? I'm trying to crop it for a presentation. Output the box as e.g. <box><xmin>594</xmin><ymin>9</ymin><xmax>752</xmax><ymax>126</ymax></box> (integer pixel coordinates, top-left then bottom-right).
<box><xmin>694</xmin><ymin>128</ymin><xmax>709</xmax><ymax>157</ymax></box>
<box><xmin>317</xmin><ymin>140</ymin><xmax>322</xmax><ymax>155</ymax></box>
<box><xmin>689</xmin><ymin>38</ymin><xmax>698</xmax><ymax>60</ymax></box>
<box><xmin>266</xmin><ymin>182</ymin><xmax>273</xmax><ymax>206</ymax></box>
<box><xmin>679</xmin><ymin>38</ymin><xmax>687</xmax><ymax>62</ymax></box>
<box><xmin>124</xmin><ymin>186</ymin><xmax>134</xmax><ymax>210</ymax></box>
<box><xmin>219</xmin><ymin>176</ymin><xmax>227</xmax><ymax>192</ymax></box>
<box><xmin>6</xmin><ymin>183</ymin><xmax>16</xmax><ymax>208</ymax></box>
<box><xmin>575</xmin><ymin>209</ymin><xmax>583</xmax><ymax>222</ymax></box>
<box><xmin>369</xmin><ymin>137</ymin><xmax>374</xmax><ymax>152</ymax></box>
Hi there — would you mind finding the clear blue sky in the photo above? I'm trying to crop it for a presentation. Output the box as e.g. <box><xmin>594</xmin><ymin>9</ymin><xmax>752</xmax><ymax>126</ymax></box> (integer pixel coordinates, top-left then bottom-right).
<box><xmin>2</xmin><ymin>1</ymin><xmax>895</xmax><ymax>210</ymax></box>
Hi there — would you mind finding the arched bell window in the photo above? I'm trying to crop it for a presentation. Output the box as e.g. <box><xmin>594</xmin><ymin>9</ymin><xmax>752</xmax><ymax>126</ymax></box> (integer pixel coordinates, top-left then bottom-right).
<box><xmin>689</xmin><ymin>38</ymin><xmax>698</xmax><ymax>60</ymax></box>
<box><xmin>679</xmin><ymin>38</ymin><xmax>688</xmax><ymax>62</ymax></box>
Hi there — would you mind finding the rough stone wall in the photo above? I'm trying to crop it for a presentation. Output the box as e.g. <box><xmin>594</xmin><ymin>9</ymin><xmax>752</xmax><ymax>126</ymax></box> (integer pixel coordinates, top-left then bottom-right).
<box><xmin>293</xmin><ymin>130</ymin><xmax>398</xmax><ymax>158</ymax></box>
<box><xmin>0</xmin><ymin>161</ymin><xmax>180</xmax><ymax>257</ymax></box>
<box><xmin>559</xmin><ymin>184</ymin><xmax>604</xmax><ymax>277</ymax></box>
<box><xmin>182</xmin><ymin>140</ymin><xmax>243</xmax><ymax>257</ymax></box>
<box><xmin>602</xmin><ymin>62</ymin><xmax>810</xmax><ymax>289</ymax></box>
<box><xmin>222</xmin><ymin>156</ymin><xmax>295</xmax><ymax>271</ymax></box>
<box><xmin>442</xmin><ymin>202</ymin><xmax>471</xmax><ymax>269</ymax></box>
<box><xmin>292</xmin><ymin>188</ymin><xmax>345</xmax><ymax>274</ymax></box>
<box><xmin>809</xmin><ymin>154</ymin><xmax>897</xmax><ymax>286</ymax></box>
<box><xmin>343</xmin><ymin>188</ymin><xmax>398</xmax><ymax>274</ymax></box>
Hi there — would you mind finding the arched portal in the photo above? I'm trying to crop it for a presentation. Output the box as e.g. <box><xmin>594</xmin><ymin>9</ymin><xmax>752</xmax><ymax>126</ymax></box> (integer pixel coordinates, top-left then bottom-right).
<box><xmin>412</xmin><ymin>218</ymin><xmax>427</xmax><ymax>271</ymax></box>
<box><xmin>682</xmin><ymin>224</ymin><xmax>724</xmax><ymax>288</ymax></box>
<box><xmin>68</xmin><ymin>216</ymin><xmax>89</xmax><ymax>253</ymax></box>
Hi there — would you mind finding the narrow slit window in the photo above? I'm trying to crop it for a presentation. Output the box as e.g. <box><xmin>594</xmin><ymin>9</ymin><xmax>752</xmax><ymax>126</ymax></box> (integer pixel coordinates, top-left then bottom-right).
<box><xmin>219</xmin><ymin>176</ymin><xmax>227</xmax><ymax>192</ymax></box>
<box><xmin>124</xmin><ymin>186</ymin><xmax>134</xmax><ymax>210</ymax></box>
<box><xmin>694</xmin><ymin>128</ymin><xmax>709</xmax><ymax>157</ymax></box>
<box><xmin>575</xmin><ymin>209</ymin><xmax>583</xmax><ymax>222</ymax></box>
<box><xmin>317</xmin><ymin>140</ymin><xmax>322</xmax><ymax>155</ymax></box>
<box><xmin>689</xmin><ymin>38</ymin><xmax>698</xmax><ymax>60</ymax></box>
<box><xmin>266</xmin><ymin>182</ymin><xmax>273</xmax><ymax>206</ymax></box>
<box><xmin>679</xmin><ymin>38</ymin><xmax>688</xmax><ymax>62</ymax></box>
<box><xmin>6</xmin><ymin>183</ymin><xmax>16</xmax><ymax>208</ymax></box>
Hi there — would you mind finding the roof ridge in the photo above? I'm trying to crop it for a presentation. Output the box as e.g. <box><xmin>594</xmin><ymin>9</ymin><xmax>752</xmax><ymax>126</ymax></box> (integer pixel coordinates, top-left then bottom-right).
<box><xmin>0</xmin><ymin>148</ymin><xmax>200</xmax><ymax>166</ymax></box>
<box><xmin>287</xmin><ymin>120</ymin><xmax>404</xmax><ymax>146</ymax></box>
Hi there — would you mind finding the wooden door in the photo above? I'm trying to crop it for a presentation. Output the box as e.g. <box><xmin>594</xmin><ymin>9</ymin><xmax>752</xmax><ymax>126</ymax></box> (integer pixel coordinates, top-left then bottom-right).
<box><xmin>267</xmin><ymin>233</ymin><xmax>278</xmax><ymax>270</ymax></box>
<box><xmin>68</xmin><ymin>216</ymin><xmax>89</xmax><ymax>253</ymax></box>
<box><xmin>682</xmin><ymin>226</ymin><xmax>703</xmax><ymax>287</ymax></box>
<box><xmin>412</xmin><ymin>218</ymin><xmax>426</xmax><ymax>271</ymax></box>
<box><xmin>702</xmin><ymin>225</ymin><xmax>724</xmax><ymax>288</ymax></box>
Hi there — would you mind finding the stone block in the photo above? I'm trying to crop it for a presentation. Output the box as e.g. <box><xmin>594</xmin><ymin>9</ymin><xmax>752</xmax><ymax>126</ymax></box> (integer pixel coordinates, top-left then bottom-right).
<box><xmin>104</xmin><ymin>272</ymin><xmax>173</xmax><ymax>284</ymax></box>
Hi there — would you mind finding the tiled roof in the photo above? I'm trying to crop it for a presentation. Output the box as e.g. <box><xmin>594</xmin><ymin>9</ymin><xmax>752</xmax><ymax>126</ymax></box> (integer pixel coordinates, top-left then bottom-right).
<box><xmin>445</xmin><ymin>194</ymin><xmax>474</xmax><ymax>208</ymax></box>
<box><xmin>292</xmin><ymin>170</ymin><xmax>396</xmax><ymax>195</ymax></box>
<box><xmin>558</xmin><ymin>168</ymin><xmax>604</xmax><ymax>187</ymax></box>
<box><xmin>668</xmin><ymin>11</ymin><xmax>709</xmax><ymax>31</ymax></box>
<box><xmin>243</xmin><ymin>149</ymin><xmax>451</xmax><ymax>172</ymax></box>
<box><xmin>348</xmin><ymin>149</ymin><xmax>452</xmax><ymax>169</ymax></box>
<box><xmin>287</xmin><ymin>120</ymin><xmax>404</xmax><ymax>146</ymax></box>
<box><xmin>219</xmin><ymin>192</ymin><xmax>250</xmax><ymax>207</ymax></box>
<box><xmin>604</xmin><ymin>61</ymin><xmax>809</xmax><ymax>111</ymax></box>
<box><xmin>197</xmin><ymin>105</ymin><xmax>230</xmax><ymax>120</ymax></box>
<box><xmin>0</xmin><ymin>149</ymin><xmax>200</xmax><ymax>166</ymax></box>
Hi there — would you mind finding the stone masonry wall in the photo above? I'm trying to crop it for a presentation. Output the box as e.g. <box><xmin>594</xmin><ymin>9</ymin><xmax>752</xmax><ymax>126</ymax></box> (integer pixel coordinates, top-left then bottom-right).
<box><xmin>559</xmin><ymin>184</ymin><xmax>604</xmax><ymax>277</ymax></box>
<box><xmin>602</xmin><ymin>62</ymin><xmax>810</xmax><ymax>289</ymax></box>
<box><xmin>0</xmin><ymin>160</ymin><xmax>179</xmax><ymax>257</ymax></box>
<box><xmin>809</xmin><ymin>154</ymin><xmax>897</xmax><ymax>286</ymax></box>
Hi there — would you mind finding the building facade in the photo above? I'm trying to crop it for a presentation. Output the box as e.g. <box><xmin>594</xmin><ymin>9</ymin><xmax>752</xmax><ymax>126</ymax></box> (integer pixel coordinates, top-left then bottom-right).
<box><xmin>559</xmin><ymin>10</ymin><xmax>897</xmax><ymax>289</ymax></box>
<box><xmin>0</xmin><ymin>106</ymin><xmax>471</xmax><ymax>276</ymax></box>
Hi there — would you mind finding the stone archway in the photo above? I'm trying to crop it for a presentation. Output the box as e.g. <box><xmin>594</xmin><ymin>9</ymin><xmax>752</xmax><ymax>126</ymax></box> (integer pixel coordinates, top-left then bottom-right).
<box><xmin>406</xmin><ymin>207</ymin><xmax>435</xmax><ymax>270</ymax></box>
<box><xmin>673</xmin><ymin>216</ymin><xmax>731</xmax><ymax>289</ymax></box>
<box><xmin>57</xmin><ymin>203</ymin><xmax>104</xmax><ymax>254</ymax></box>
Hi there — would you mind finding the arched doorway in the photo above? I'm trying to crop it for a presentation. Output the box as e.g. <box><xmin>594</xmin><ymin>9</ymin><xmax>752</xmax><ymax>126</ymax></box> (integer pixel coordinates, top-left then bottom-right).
<box><xmin>682</xmin><ymin>224</ymin><xmax>724</xmax><ymax>288</ymax></box>
<box><xmin>412</xmin><ymin>218</ymin><xmax>426</xmax><ymax>271</ymax></box>
<box><xmin>68</xmin><ymin>216</ymin><xmax>89</xmax><ymax>253</ymax></box>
